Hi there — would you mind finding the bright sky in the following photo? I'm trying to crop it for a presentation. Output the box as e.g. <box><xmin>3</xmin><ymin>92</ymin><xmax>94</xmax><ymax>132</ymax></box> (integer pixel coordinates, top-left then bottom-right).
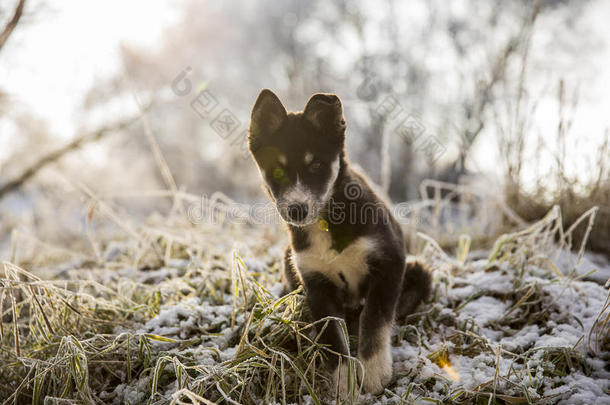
<box><xmin>0</xmin><ymin>0</ymin><xmax>180</xmax><ymax>144</ymax></box>
<box><xmin>0</xmin><ymin>0</ymin><xmax>608</xmax><ymax>187</ymax></box>
<box><xmin>470</xmin><ymin>0</ymin><xmax>610</xmax><ymax>187</ymax></box>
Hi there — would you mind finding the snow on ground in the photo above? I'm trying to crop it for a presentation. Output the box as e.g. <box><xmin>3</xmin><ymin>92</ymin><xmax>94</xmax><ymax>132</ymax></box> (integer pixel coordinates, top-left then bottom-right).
<box><xmin>2</xmin><ymin>215</ymin><xmax>609</xmax><ymax>404</ymax></box>
<box><xmin>96</xmin><ymin>244</ymin><xmax>610</xmax><ymax>404</ymax></box>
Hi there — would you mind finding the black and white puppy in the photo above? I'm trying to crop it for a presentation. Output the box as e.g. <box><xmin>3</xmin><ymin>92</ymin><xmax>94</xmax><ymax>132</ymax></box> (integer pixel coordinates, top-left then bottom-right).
<box><xmin>248</xmin><ymin>89</ymin><xmax>431</xmax><ymax>395</ymax></box>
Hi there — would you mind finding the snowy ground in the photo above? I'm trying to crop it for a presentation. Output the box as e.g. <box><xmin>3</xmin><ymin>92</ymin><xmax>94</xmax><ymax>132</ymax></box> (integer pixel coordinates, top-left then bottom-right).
<box><xmin>1</xmin><ymin>210</ymin><xmax>609</xmax><ymax>404</ymax></box>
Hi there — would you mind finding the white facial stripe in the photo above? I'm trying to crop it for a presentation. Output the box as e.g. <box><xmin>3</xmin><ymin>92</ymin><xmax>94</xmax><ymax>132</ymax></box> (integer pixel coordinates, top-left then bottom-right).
<box><xmin>304</xmin><ymin>152</ymin><xmax>314</xmax><ymax>165</ymax></box>
<box><xmin>278</xmin><ymin>154</ymin><xmax>287</xmax><ymax>165</ymax></box>
<box><xmin>283</xmin><ymin>177</ymin><xmax>314</xmax><ymax>203</ymax></box>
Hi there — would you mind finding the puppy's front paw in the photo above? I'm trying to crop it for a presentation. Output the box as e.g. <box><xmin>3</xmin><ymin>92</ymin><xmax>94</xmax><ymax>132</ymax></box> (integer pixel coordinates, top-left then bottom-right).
<box><xmin>332</xmin><ymin>363</ymin><xmax>359</xmax><ymax>402</ymax></box>
<box><xmin>360</xmin><ymin>346</ymin><xmax>392</xmax><ymax>394</ymax></box>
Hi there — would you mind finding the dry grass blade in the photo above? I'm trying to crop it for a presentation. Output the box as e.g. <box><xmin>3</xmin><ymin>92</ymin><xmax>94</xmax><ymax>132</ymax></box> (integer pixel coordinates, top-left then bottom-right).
<box><xmin>0</xmin><ymin>194</ymin><xmax>607</xmax><ymax>404</ymax></box>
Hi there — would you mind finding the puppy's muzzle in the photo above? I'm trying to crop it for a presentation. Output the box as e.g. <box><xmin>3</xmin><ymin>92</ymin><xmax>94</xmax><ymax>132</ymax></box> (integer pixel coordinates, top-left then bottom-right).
<box><xmin>286</xmin><ymin>203</ymin><xmax>308</xmax><ymax>222</ymax></box>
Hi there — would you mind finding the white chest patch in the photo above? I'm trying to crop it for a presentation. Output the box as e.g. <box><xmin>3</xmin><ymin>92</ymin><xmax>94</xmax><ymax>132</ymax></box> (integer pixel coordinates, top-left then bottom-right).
<box><xmin>294</xmin><ymin>225</ymin><xmax>377</xmax><ymax>296</ymax></box>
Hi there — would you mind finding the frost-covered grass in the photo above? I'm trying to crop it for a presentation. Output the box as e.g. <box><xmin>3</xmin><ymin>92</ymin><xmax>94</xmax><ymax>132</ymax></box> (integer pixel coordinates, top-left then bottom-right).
<box><xmin>1</xmin><ymin>199</ymin><xmax>609</xmax><ymax>404</ymax></box>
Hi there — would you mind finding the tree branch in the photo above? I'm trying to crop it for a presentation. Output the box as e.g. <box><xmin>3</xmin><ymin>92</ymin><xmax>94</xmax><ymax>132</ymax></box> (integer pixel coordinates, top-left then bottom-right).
<box><xmin>0</xmin><ymin>112</ymin><xmax>143</xmax><ymax>199</ymax></box>
<box><xmin>0</xmin><ymin>0</ymin><xmax>26</xmax><ymax>53</ymax></box>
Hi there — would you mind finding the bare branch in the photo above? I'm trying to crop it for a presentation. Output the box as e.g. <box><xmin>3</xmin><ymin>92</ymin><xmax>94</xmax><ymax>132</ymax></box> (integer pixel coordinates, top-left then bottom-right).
<box><xmin>0</xmin><ymin>111</ymin><xmax>147</xmax><ymax>199</ymax></box>
<box><xmin>0</xmin><ymin>0</ymin><xmax>26</xmax><ymax>53</ymax></box>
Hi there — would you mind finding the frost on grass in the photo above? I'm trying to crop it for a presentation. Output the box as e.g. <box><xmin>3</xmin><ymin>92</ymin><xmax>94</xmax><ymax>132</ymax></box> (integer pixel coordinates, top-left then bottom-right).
<box><xmin>0</xmin><ymin>205</ymin><xmax>609</xmax><ymax>404</ymax></box>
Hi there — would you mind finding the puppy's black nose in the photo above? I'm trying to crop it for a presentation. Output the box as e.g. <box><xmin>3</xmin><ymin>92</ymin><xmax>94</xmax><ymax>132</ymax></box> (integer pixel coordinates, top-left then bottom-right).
<box><xmin>287</xmin><ymin>203</ymin><xmax>308</xmax><ymax>222</ymax></box>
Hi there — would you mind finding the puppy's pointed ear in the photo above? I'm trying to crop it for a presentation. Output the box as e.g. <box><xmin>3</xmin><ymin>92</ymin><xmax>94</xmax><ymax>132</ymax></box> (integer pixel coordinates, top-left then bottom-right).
<box><xmin>249</xmin><ymin>89</ymin><xmax>287</xmax><ymax>150</ymax></box>
<box><xmin>303</xmin><ymin>93</ymin><xmax>346</xmax><ymax>136</ymax></box>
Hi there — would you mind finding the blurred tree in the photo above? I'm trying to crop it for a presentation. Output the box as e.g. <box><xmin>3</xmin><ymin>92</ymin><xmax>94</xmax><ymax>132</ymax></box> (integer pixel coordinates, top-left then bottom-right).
<box><xmin>81</xmin><ymin>0</ymin><xmax>590</xmax><ymax>203</ymax></box>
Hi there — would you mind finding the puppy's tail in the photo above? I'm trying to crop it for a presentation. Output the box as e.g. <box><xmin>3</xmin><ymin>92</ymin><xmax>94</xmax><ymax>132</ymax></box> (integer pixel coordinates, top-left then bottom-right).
<box><xmin>395</xmin><ymin>260</ymin><xmax>432</xmax><ymax>321</ymax></box>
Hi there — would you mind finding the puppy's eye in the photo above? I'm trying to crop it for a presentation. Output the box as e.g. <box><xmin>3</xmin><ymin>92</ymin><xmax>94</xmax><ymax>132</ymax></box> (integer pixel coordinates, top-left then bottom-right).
<box><xmin>309</xmin><ymin>162</ymin><xmax>322</xmax><ymax>173</ymax></box>
<box><xmin>273</xmin><ymin>167</ymin><xmax>285</xmax><ymax>180</ymax></box>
